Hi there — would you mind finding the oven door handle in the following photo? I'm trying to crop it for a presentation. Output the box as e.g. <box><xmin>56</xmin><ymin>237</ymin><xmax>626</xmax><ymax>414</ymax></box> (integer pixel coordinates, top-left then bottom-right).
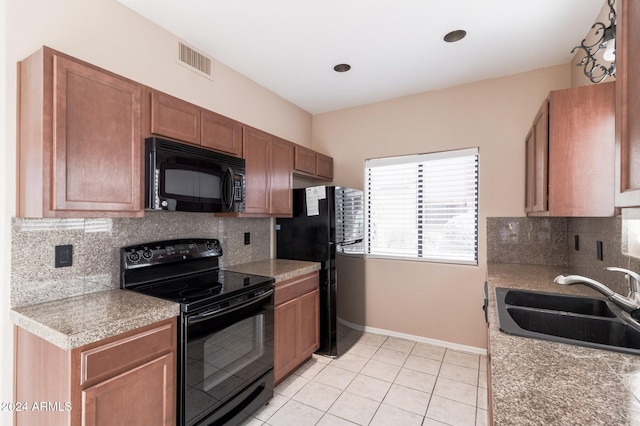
<box><xmin>187</xmin><ymin>289</ymin><xmax>274</xmax><ymax>325</ymax></box>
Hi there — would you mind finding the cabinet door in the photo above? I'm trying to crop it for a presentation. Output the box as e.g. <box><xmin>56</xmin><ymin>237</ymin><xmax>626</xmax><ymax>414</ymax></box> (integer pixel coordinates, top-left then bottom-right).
<box><xmin>270</xmin><ymin>138</ymin><xmax>293</xmax><ymax>216</ymax></box>
<box><xmin>549</xmin><ymin>83</ymin><xmax>615</xmax><ymax>216</ymax></box>
<box><xmin>53</xmin><ymin>55</ymin><xmax>142</xmax><ymax>213</ymax></box>
<box><xmin>294</xmin><ymin>145</ymin><xmax>316</xmax><ymax>175</ymax></box>
<box><xmin>83</xmin><ymin>353</ymin><xmax>175</xmax><ymax>426</ymax></box>
<box><xmin>150</xmin><ymin>91</ymin><xmax>201</xmax><ymax>145</ymax></box>
<box><xmin>316</xmin><ymin>153</ymin><xmax>333</xmax><ymax>180</ymax></box>
<box><xmin>530</xmin><ymin>100</ymin><xmax>549</xmax><ymax>213</ymax></box>
<box><xmin>201</xmin><ymin>110</ymin><xmax>243</xmax><ymax>156</ymax></box>
<box><xmin>297</xmin><ymin>289</ymin><xmax>320</xmax><ymax>360</ymax></box>
<box><xmin>243</xmin><ymin>127</ymin><xmax>272</xmax><ymax>214</ymax></box>
<box><xmin>615</xmin><ymin>0</ymin><xmax>640</xmax><ymax>206</ymax></box>
<box><xmin>524</xmin><ymin>128</ymin><xmax>535</xmax><ymax>213</ymax></box>
<box><xmin>274</xmin><ymin>299</ymin><xmax>298</xmax><ymax>383</ymax></box>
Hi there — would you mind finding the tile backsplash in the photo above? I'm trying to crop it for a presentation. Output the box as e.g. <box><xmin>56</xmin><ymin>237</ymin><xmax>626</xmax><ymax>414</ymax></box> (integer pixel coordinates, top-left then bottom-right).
<box><xmin>487</xmin><ymin>217</ymin><xmax>568</xmax><ymax>266</ymax></box>
<box><xmin>11</xmin><ymin>212</ymin><xmax>271</xmax><ymax>308</ymax></box>
<box><xmin>488</xmin><ymin>216</ymin><xmax>640</xmax><ymax>295</ymax></box>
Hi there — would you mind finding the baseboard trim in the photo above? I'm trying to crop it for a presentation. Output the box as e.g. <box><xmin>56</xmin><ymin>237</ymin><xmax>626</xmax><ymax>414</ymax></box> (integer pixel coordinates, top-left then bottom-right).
<box><xmin>337</xmin><ymin>317</ymin><xmax>487</xmax><ymax>356</ymax></box>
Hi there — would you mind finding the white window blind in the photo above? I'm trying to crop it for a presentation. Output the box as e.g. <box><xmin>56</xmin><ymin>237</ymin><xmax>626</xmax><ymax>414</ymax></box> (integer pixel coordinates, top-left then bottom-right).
<box><xmin>335</xmin><ymin>187</ymin><xmax>364</xmax><ymax>255</ymax></box>
<box><xmin>365</xmin><ymin>148</ymin><xmax>478</xmax><ymax>265</ymax></box>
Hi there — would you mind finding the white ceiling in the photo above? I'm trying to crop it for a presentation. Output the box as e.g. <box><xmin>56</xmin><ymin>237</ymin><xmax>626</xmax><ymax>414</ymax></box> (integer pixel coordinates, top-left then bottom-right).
<box><xmin>117</xmin><ymin>0</ymin><xmax>607</xmax><ymax>114</ymax></box>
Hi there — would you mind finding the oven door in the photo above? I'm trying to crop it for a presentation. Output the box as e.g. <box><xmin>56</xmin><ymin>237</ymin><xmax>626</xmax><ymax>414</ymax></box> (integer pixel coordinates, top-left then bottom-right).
<box><xmin>181</xmin><ymin>288</ymin><xmax>274</xmax><ymax>426</ymax></box>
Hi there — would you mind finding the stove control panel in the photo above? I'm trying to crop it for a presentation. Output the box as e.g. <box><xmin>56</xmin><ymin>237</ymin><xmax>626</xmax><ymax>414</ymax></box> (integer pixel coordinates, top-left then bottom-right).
<box><xmin>121</xmin><ymin>238</ymin><xmax>223</xmax><ymax>270</ymax></box>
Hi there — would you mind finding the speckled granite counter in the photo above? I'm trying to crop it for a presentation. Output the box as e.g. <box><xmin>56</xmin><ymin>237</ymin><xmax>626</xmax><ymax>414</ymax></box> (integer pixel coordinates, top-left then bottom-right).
<box><xmin>225</xmin><ymin>258</ymin><xmax>320</xmax><ymax>282</ymax></box>
<box><xmin>10</xmin><ymin>290</ymin><xmax>179</xmax><ymax>350</ymax></box>
<box><xmin>488</xmin><ymin>263</ymin><xmax>640</xmax><ymax>425</ymax></box>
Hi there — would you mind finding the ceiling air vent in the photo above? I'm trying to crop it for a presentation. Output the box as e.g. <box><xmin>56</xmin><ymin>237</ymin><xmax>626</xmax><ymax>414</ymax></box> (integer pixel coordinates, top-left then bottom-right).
<box><xmin>177</xmin><ymin>41</ymin><xmax>213</xmax><ymax>80</ymax></box>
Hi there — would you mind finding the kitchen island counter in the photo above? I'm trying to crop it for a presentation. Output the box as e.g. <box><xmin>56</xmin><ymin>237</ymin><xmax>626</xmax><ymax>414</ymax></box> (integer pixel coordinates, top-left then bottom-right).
<box><xmin>488</xmin><ymin>263</ymin><xmax>640</xmax><ymax>425</ymax></box>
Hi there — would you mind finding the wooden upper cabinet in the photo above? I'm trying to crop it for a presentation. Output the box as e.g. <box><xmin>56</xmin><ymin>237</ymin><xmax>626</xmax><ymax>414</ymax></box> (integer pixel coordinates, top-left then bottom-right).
<box><xmin>150</xmin><ymin>90</ymin><xmax>243</xmax><ymax>157</ymax></box>
<box><xmin>150</xmin><ymin>91</ymin><xmax>201</xmax><ymax>145</ymax></box>
<box><xmin>243</xmin><ymin>127</ymin><xmax>272</xmax><ymax>214</ymax></box>
<box><xmin>293</xmin><ymin>145</ymin><xmax>334</xmax><ymax>181</ymax></box>
<box><xmin>525</xmin><ymin>83</ymin><xmax>615</xmax><ymax>217</ymax></box>
<box><xmin>201</xmin><ymin>110</ymin><xmax>243</xmax><ymax>156</ymax></box>
<box><xmin>548</xmin><ymin>83</ymin><xmax>615</xmax><ymax>216</ymax></box>
<box><xmin>294</xmin><ymin>145</ymin><xmax>316</xmax><ymax>175</ymax></box>
<box><xmin>526</xmin><ymin>99</ymin><xmax>549</xmax><ymax>214</ymax></box>
<box><xmin>17</xmin><ymin>46</ymin><xmax>143</xmax><ymax>218</ymax></box>
<box><xmin>270</xmin><ymin>137</ymin><xmax>294</xmax><ymax>216</ymax></box>
<box><xmin>243</xmin><ymin>128</ymin><xmax>294</xmax><ymax>216</ymax></box>
<box><xmin>316</xmin><ymin>153</ymin><xmax>333</xmax><ymax>180</ymax></box>
<box><xmin>615</xmin><ymin>0</ymin><xmax>640</xmax><ymax>206</ymax></box>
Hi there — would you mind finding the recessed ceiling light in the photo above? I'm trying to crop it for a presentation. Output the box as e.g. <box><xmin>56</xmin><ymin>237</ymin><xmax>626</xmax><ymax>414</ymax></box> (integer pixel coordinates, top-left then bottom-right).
<box><xmin>334</xmin><ymin>64</ymin><xmax>351</xmax><ymax>72</ymax></box>
<box><xmin>443</xmin><ymin>30</ymin><xmax>467</xmax><ymax>43</ymax></box>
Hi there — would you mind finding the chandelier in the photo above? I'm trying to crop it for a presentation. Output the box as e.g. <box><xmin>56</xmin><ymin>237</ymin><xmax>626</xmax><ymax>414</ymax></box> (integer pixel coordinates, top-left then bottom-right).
<box><xmin>571</xmin><ymin>0</ymin><xmax>616</xmax><ymax>83</ymax></box>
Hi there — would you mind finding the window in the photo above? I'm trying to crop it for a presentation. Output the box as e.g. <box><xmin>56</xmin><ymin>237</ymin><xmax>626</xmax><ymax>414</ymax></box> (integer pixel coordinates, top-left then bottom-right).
<box><xmin>364</xmin><ymin>147</ymin><xmax>478</xmax><ymax>265</ymax></box>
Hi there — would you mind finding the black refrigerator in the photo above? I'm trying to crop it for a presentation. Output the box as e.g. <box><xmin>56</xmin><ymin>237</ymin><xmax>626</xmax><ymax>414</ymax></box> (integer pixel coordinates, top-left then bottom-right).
<box><xmin>276</xmin><ymin>186</ymin><xmax>363</xmax><ymax>357</ymax></box>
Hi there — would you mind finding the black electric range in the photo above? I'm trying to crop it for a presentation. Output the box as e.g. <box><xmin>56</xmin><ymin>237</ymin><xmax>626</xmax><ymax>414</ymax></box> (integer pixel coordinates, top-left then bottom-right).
<box><xmin>120</xmin><ymin>238</ymin><xmax>275</xmax><ymax>426</ymax></box>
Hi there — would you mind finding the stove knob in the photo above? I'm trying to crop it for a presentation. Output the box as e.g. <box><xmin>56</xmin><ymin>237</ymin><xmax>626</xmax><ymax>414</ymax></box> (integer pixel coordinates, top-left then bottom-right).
<box><xmin>205</xmin><ymin>242</ymin><xmax>213</xmax><ymax>251</ymax></box>
<box><xmin>142</xmin><ymin>250</ymin><xmax>153</xmax><ymax>260</ymax></box>
<box><xmin>128</xmin><ymin>251</ymin><xmax>140</xmax><ymax>263</ymax></box>
<box><xmin>212</xmin><ymin>240</ymin><xmax>221</xmax><ymax>252</ymax></box>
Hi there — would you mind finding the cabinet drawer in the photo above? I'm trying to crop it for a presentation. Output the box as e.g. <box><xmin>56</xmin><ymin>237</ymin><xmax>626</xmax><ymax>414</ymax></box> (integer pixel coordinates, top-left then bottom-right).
<box><xmin>80</xmin><ymin>320</ymin><xmax>176</xmax><ymax>386</ymax></box>
<box><xmin>275</xmin><ymin>272</ymin><xmax>319</xmax><ymax>306</ymax></box>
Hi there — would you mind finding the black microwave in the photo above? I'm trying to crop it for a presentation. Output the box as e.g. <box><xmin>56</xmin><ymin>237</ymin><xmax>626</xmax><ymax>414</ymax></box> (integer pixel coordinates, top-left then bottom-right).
<box><xmin>145</xmin><ymin>136</ymin><xmax>246</xmax><ymax>213</ymax></box>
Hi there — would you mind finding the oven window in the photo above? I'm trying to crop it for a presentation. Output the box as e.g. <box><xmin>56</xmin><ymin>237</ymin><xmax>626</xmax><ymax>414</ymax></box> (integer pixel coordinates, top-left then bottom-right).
<box><xmin>164</xmin><ymin>168</ymin><xmax>221</xmax><ymax>200</ymax></box>
<box><xmin>185</xmin><ymin>312</ymin><xmax>273</xmax><ymax>425</ymax></box>
<box><xmin>202</xmin><ymin>316</ymin><xmax>264</xmax><ymax>390</ymax></box>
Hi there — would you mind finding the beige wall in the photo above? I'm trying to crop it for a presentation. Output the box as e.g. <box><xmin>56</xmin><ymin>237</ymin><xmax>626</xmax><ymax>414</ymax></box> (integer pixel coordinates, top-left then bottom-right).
<box><xmin>1</xmin><ymin>0</ymin><xmax>312</xmax><ymax>418</ymax></box>
<box><xmin>314</xmin><ymin>65</ymin><xmax>571</xmax><ymax>349</ymax></box>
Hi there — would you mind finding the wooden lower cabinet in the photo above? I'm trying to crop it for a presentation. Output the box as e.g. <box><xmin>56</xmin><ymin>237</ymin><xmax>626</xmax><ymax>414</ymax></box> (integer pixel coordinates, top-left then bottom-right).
<box><xmin>82</xmin><ymin>354</ymin><xmax>174</xmax><ymax>426</ymax></box>
<box><xmin>14</xmin><ymin>318</ymin><xmax>176</xmax><ymax>426</ymax></box>
<box><xmin>274</xmin><ymin>272</ymin><xmax>320</xmax><ymax>384</ymax></box>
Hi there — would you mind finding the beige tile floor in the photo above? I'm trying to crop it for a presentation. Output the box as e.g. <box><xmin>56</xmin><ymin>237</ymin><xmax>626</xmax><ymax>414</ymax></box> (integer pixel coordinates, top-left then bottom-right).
<box><xmin>244</xmin><ymin>324</ymin><xmax>489</xmax><ymax>426</ymax></box>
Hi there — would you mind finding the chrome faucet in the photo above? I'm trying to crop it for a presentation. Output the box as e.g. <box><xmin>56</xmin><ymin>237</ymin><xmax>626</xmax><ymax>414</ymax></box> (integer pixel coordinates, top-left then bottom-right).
<box><xmin>554</xmin><ymin>273</ymin><xmax>640</xmax><ymax>320</ymax></box>
<box><xmin>605</xmin><ymin>267</ymin><xmax>640</xmax><ymax>305</ymax></box>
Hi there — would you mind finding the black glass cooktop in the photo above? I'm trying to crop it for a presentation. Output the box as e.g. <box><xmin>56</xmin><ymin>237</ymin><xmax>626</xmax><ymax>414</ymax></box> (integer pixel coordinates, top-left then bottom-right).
<box><xmin>129</xmin><ymin>269</ymin><xmax>274</xmax><ymax>312</ymax></box>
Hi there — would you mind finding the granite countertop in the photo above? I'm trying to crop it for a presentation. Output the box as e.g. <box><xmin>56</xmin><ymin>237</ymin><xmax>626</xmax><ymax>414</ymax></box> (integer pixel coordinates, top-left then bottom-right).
<box><xmin>224</xmin><ymin>258</ymin><xmax>320</xmax><ymax>282</ymax></box>
<box><xmin>487</xmin><ymin>263</ymin><xmax>640</xmax><ymax>425</ymax></box>
<box><xmin>11</xmin><ymin>259</ymin><xmax>318</xmax><ymax>351</ymax></box>
<box><xmin>10</xmin><ymin>290</ymin><xmax>180</xmax><ymax>351</ymax></box>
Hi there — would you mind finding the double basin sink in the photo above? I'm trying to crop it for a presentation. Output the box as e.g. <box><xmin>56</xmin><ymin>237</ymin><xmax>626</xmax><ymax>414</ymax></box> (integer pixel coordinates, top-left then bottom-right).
<box><xmin>496</xmin><ymin>287</ymin><xmax>640</xmax><ymax>355</ymax></box>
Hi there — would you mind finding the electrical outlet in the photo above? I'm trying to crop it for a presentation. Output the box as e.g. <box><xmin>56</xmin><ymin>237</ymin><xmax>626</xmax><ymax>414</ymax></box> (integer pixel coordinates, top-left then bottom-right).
<box><xmin>596</xmin><ymin>240</ymin><xmax>603</xmax><ymax>261</ymax></box>
<box><xmin>55</xmin><ymin>245</ymin><xmax>73</xmax><ymax>268</ymax></box>
<box><xmin>244</xmin><ymin>232</ymin><xmax>250</xmax><ymax>245</ymax></box>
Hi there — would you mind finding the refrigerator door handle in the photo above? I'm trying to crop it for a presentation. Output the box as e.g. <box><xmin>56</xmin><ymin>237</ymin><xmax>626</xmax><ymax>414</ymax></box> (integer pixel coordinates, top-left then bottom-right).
<box><xmin>339</xmin><ymin>238</ymin><xmax>363</xmax><ymax>246</ymax></box>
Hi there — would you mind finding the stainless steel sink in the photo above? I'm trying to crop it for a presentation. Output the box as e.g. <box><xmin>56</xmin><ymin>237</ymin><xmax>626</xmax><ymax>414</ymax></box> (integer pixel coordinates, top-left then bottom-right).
<box><xmin>495</xmin><ymin>288</ymin><xmax>640</xmax><ymax>355</ymax></box>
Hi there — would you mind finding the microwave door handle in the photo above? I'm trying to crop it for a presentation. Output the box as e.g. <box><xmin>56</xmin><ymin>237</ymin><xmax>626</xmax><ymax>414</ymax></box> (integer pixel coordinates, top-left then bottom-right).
<box><xmin>221</xmin><ymin>169</ymin><xmax>234</xmax><ymax>211</ymax></box>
